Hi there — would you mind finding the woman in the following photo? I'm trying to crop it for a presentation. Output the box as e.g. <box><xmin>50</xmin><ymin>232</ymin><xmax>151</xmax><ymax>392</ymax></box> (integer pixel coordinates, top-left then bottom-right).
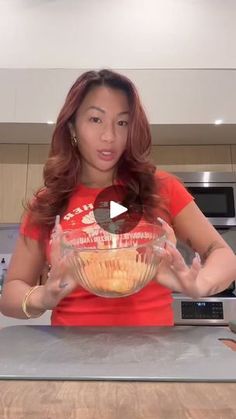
<box><xmin>1</xmin><ymin>69</ymin><xmax>236</xmax><ymax>326</ymax></box>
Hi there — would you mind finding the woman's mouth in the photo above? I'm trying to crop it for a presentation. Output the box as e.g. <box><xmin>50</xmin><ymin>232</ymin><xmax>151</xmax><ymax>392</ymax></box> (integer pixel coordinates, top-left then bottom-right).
<box><xmin>97</xmin><ymin>150</ymin><xmax>116</xmax><ymax>161</ymax></box>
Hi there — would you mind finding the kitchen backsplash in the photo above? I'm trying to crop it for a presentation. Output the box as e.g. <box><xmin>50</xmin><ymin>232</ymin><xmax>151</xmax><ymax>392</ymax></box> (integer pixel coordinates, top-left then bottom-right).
<box><xmin>0</xmin><ymin>225</ymin><xmax>19</xmax><ymax>254</ymax></box>
<box><xmin>0</xmin><ymin>226</ymin><xmax>19</xmax><ymax>291</ymax></box>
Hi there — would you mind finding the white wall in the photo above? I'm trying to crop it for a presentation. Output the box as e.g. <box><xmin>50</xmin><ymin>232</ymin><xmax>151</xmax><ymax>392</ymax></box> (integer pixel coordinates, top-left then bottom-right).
<box><xmin>0</xmin><ymin>0</ymin><xmax>236</xmax><ymax>69</ymax></box>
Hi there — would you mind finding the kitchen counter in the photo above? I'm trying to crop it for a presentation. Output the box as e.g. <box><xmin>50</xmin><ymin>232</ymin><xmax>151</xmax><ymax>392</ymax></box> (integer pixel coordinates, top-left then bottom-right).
<box><xmin>0</xmin><ymin>325</ymin><xmax>235</xmax><ymax>418</ymax></box>
<box><xmin>0</xmin><ymin>380</ymin><xmax>236</xmax><ymax>418</ymax></box>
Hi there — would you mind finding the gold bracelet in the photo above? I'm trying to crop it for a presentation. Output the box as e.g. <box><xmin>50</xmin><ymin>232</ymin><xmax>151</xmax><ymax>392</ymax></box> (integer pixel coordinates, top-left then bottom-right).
<box><xmin>22</xmin><ymin>285</ymin><xmax>45</xmax><ymax>319</ymax></box>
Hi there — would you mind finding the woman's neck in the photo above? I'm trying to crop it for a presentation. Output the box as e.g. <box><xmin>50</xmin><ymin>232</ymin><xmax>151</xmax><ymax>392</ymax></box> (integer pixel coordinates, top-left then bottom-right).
<box><xmin>79</xmin><ymin>163</ymin><xmax>116</xmax><ymax>189</ymax></box>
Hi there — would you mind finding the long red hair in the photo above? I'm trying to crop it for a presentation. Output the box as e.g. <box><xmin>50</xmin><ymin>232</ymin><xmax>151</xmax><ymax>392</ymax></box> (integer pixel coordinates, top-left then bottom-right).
<box><xmin>26</xmin><ymin>69</ymin><xmax>165</xmax><ymax>230</ymax></box>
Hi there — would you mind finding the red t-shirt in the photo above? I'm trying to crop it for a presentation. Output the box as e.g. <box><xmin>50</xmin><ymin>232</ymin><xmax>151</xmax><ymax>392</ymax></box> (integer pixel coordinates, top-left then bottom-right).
<box><xmin>20</xmin><ymin>171</ymin><xmax>193</xmax><ymax>326</ymax></box>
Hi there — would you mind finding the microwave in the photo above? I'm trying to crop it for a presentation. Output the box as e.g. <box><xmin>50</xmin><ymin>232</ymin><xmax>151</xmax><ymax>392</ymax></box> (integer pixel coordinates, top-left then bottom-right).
<box><xmin>173</xmin><ymin>172</ymin><xmax>236</xmax><ymax>228</ymax></box>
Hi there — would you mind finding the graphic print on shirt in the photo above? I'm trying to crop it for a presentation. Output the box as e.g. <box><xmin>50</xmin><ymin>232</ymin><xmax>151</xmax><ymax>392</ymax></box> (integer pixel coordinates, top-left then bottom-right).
<box><xmin>63</xmin><ymin>201</ymin><xmax>109</xmax><ymax>227</ymax></box>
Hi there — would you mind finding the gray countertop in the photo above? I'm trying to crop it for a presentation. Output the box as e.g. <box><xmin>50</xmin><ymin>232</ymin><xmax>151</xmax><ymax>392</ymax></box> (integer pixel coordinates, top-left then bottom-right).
<box><xmin>0</xmin><ymin>325</ymin><xmax>235</xmax><ymax>382</ymax></box>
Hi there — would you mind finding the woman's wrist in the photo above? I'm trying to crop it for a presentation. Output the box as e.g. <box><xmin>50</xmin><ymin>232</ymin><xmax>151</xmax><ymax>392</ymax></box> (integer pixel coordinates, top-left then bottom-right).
<box><xmin>22</xmin><ymin>285</ymin><xmax>47</xmax><ymax>318</ymax></box>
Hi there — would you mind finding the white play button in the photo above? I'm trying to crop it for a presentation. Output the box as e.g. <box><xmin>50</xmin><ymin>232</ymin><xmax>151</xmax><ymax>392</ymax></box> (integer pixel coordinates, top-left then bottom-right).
<box><xmin>110</xmin><ymin>200</ymin><xmax>128</xmax><ymax>219</ymax></box>
<box><xmin>93</xmin><ymin>185</ymin><xmax>143</xmax><ymax>234</ymax></box>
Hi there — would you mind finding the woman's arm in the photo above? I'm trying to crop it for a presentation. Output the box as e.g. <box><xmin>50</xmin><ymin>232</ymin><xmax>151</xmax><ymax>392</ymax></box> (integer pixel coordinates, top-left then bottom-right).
<box><xmin>174</xmin><ymin>201</ymin><xmax>236</xmax><ymax>296</ymax></box>
<box><xmin>0</xmin><ymin>235</ymin><xmax>46</xmax><ymax>318</ymax></box>
<box><xmin>157</xmin><ymin>201</ymin><xmax>236</xmax><ymax>298</ymax></box>
<box><xmin>1</xmin><ymin>225</ymin><xmax>80</xmax><ymax>319</ymax></box>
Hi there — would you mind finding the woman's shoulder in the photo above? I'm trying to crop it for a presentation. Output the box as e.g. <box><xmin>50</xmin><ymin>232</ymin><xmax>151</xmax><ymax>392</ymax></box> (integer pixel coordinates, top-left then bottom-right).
<box><xmin>20</xmin><ymin>188</ymin><xmax>50</xmax><ymax>240</ymax></box>
<box><xmin>154</xmin><ymin>169</ymin><xmax>193</xmax><ymax>217</ymax></box>
<box><xmin>154</xmin><ymin>170</ymin><xmax>180</xmax><ymax>187</ymax></box>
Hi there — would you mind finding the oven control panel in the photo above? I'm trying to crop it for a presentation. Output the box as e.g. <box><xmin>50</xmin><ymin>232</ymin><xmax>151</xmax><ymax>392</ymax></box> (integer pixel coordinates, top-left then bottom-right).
<box><xmin>173</xmin><ymin>295</ymin><xmax>236</xmax><ymax>325</ymax></box>
<box><xmin>181</xmin><ymin>301</ymin><xmax>223</xmax><ymax>320</ymax></box>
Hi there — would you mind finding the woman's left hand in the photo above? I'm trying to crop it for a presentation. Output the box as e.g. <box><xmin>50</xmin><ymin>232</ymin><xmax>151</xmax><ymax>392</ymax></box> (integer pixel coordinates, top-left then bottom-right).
<box><xmin>156</xmin><ymin>218</ymin><xmax>202</xmax><ymax>297</ymax></box>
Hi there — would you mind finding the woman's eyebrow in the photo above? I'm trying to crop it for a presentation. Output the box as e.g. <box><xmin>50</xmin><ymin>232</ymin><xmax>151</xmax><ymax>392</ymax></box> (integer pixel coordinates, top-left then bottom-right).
<box><xmin>85</xmin><ymin>106</ymin><xmax>129</xmax><ymax>116</ymax></box>
<box><xmin>118</xmin><ymin>111</ymin><xmax>129</xmax><ymax>116</ymax></box>
<box><xmin>85</xmin><ymin>106</ymin><xmax>105</xmax><ymax>113</ymax></box>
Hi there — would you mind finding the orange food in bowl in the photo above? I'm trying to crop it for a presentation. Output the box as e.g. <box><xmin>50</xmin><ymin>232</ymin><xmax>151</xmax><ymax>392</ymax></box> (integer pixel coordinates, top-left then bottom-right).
<box><xmin>67</xmin><ymin>247</ymin><xmax>159</xmax><ymax>297</ymax></box>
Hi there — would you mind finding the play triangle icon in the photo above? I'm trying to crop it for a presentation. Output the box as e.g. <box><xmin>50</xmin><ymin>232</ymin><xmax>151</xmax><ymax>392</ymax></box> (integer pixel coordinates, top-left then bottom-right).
<box><xmin>110</xmin><ymin>201</ymin><xmax>128</xmax><ymax>219</ymax></box>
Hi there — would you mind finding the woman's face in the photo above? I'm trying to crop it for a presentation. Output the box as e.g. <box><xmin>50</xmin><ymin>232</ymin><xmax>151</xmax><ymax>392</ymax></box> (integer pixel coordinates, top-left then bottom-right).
<box><xmin>71</xmin><ymin>86</ymin><xmax>129</xmax><ymax>173</ymax></box>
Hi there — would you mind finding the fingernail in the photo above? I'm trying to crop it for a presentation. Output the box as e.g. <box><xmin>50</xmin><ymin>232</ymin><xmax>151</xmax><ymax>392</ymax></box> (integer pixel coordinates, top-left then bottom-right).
<box><xmin>54</xmin><ymin>215</ymin><xmax>60</xmax><ymax>230</ymax></box>
<box><xmin>157</xmin><ymin>217</ymin><xmax>165</xmax><ymax>224</ymax></box>
<box><xmin>59</xmin><ymin>282</ymin><xmax>68</xmax><ymax>289</ymax></box>
<box><xmin>154</xmin><ymin>245</ymin><xmax>165</xmax><ymax>254</ymax></box>
<box><xmin>52</xmin><ymin>215</ymin><xmax>60</xmax><ymax>237</ymax></box>
<box><xmin>166</xmin><ymin>240</ymin><xmax>176</xmax><ymax>249</ymax></box>
<box><xmin>195</xmin><ymin>252</ymin><xmax>201</xmax><ymax>262</ymax></box>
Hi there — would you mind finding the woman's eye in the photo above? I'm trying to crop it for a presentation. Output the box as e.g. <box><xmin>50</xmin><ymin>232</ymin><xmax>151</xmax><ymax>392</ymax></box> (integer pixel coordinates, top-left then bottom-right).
<box><xmin>89</xmin><ymin>117</ymin><xmax>102</xmax><ymax>123</ymax></box>
<box><xmin>118</xmin><ymin>120</ymin><xmax>128</xmax><ymax>127</ymax></box>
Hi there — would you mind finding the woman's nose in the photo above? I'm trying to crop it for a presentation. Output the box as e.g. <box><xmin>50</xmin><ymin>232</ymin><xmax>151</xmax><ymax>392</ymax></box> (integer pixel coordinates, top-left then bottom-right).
<box><xmin>100</xmin><ymin>124</ymin><xmax>115</xmax><ymax>143</ymax></box>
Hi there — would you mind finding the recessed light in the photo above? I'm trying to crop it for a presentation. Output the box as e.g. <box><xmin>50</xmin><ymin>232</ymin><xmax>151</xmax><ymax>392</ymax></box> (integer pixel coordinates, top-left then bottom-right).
<box><xmin>214</xmin><ymin>119</ymin><xmax>223</xmax><ymax>125</ymax></box>
<box><xmin>47</xmin><ymin>121</ymin><xmax>54</xmax><ymax>125</ymax></box>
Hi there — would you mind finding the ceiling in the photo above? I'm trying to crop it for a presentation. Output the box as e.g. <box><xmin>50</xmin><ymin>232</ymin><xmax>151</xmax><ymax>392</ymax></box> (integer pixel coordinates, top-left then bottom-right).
<box><xmin>0</xmin><ymin>123</ymin><xmax>236</xmax><ymax>145</ymax></box>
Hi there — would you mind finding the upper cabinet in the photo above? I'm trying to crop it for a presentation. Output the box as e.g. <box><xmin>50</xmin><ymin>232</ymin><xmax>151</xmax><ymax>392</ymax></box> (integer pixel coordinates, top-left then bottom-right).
<box><xmin>151</xmin><ymin>145</ymin><xmax>233</xmax><ymax>172</ymax></box>
<box><xmin>0</xmin><ymin>144</ymin><xmax>49</xmax><ymax>223</ymax></box>
<box><xmin>26</xmin><ymin>144</ymin><xmax>49</xmax><ymax>201</ymax></box>
<box><xmin>1</xmin><ymin>69</ymin><xmax>236</xmax><ymax>126</ymax></box>
<box><xmin>230</xmin><ymin>146</ymin><xmax>236</xmax><ymax>173</ymax></box>
<box><xmin>0</xmin><ymin>144</ymin><xmax>28</xmax><ymax>223</ymax></box>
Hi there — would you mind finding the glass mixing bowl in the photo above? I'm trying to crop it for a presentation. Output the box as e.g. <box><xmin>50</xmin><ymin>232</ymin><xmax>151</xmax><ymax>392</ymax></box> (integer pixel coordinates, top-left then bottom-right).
<box><xmin>61</xmin><ymin>222</ymin><xmax>166</xmax><ymax>298</ymax></box>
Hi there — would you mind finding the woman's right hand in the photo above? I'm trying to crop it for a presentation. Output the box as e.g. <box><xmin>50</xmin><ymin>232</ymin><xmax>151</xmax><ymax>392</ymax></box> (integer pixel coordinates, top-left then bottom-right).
<box><xmin>34</xmin><ymin>224</ymin><xmax>79</xmax><ymax>311</ymax></box>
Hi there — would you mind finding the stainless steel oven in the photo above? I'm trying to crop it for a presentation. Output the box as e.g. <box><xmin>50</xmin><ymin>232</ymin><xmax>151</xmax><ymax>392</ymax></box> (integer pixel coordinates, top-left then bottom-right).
<box><xmin>172</xmin><ymin>171</ymin><xmax>236</xmax><ymax>325</ymax></box>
